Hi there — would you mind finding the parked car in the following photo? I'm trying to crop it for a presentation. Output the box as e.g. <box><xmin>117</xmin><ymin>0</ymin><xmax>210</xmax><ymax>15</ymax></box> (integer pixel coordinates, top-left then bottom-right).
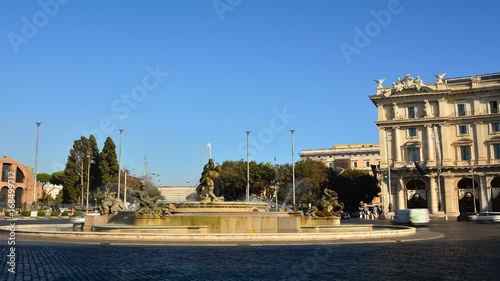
<box><xmin>476</xmin><ymin>212</ymin><xmax>500</xmax><ymax>223</ymax></box>
<box><xmin>457</xmin><ymin>212</ymin><xmax>478</xmax><ymax>222</ymax></box>
<box><xmin>392</xmin><ymin>208</ymin><xmax>430</xmax><ymax>226</ymax></box>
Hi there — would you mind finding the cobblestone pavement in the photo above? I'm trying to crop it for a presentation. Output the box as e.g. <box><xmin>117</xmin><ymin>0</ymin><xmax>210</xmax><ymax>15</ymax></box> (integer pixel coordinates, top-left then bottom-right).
<box><xmin>1</xmin><ymin>219</ymin><xmax>500</xmax><ymax>280</ymax></box>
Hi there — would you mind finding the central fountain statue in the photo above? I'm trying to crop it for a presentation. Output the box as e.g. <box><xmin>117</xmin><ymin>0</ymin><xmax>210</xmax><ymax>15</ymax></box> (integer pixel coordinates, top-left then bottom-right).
<box><xmin>308</xmin><ymin>188</ymin><xmax>344</xmax><ymax>218</ymax></box>
<box><xmin>196</xmin><ymin>158</ymin><xmax>224</xmax><ymax>202</ymax></box>
<box><xmin>132</xmin><ymin>180</ymin><xmax>175</xmax><ymax>217</ymax></box>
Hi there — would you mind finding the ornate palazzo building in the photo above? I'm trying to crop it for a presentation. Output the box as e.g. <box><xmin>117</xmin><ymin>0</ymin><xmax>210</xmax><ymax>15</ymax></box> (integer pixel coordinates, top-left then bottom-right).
<box><xmin>300</xmin><ymin>144</ymin><xmax>380</xmax><ymax>172</ymax></box>
<box><xmin>370</xmin><ymin>73</ymin><xmax>500</xmax><ymax>217</ymax></box>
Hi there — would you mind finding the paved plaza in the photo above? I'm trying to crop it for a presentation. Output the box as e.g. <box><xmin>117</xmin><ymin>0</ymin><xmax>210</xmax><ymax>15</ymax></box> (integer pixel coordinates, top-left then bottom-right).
<box><xmin>1</xmin><ymin>219</ymin><xmax>500</xmax><ymax>280</ymax></box>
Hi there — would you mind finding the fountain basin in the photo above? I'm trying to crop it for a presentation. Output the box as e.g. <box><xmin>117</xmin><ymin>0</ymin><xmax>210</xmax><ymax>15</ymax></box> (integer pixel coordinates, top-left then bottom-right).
<box><xmin>1</xmin><ymin>223</ymin><xmax>417</xmax><ymax>244</ymax></box>
<box><xmin>133</xmin><ymin>212</ymin><xmax>300</xmax><ymax>233</ymax></box>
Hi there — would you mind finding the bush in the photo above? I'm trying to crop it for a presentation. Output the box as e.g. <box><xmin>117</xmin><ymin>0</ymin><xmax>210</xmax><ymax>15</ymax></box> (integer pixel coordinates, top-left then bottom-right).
<box><xmin>50</xmin><ymin>211</ymin><xmax>59</xmax><ymax>217</ymax></box>
<box><xmin>37</xmin><ymin>210</ymin><xmax>46</xmax><ymax>217</ymax></box>
<box><xmin>74</xmin><ymin>210</ymin><xmax>83</xmax><ymax>217</ymax></box>
<box><xmin>4</xmin><ymin>210</ymin><xmax>15</xmax><ymax>218</ymax></box>
<box><xmin>61</xmin><ymin>211</ymin><xmax>69</xmax><ymax>217</ymax></box>
<box><xmin>21</xmin><ymin>210</ymin><xmax>31</xmax><ymax>217</ymax></box>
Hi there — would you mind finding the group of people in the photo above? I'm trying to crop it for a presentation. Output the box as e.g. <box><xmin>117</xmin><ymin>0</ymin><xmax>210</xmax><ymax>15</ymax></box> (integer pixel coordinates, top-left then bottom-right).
<box><xmin>358</xmin><ymin>202</ymin><xmax>380</xmax><ymax>220</ymax></box>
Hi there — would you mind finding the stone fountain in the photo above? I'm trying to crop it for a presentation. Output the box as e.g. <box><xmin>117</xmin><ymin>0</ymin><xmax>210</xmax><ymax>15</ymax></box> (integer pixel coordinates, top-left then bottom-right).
<box><xmin>1</xmin><ymin>160</ymin><xmax>418</xmax><ymax>243</ymax></box>
<box><xmin>90</xmin><ymin>159</ymin><xmax>303</xmax><ymax>234</ymax></box>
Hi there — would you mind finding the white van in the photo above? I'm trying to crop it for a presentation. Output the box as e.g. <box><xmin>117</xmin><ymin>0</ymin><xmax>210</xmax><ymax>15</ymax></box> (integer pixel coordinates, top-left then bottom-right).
<box><xmin>392</xmin><ymin>208</ymin><xmax>430</xmax><ymax>226</ymax></box>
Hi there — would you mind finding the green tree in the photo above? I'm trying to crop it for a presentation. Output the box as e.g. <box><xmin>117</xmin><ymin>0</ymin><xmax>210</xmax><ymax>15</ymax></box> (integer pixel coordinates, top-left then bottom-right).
<box><xmin>294</xmin><ymin>159</ymin><xmax>329</xmax><ymax>206</ymax></box>
<box><xmin>99</xmin><ymin>137</ymin><xmax>119</xmax><ymax>185</ymax></box>
<box><xmin>36</xmin><ymin>173</ymin><xmax>51</xmax><ymax>189</ymax></box>
<box><xmin>275</xmin><ymin>163</ymin><xmax>292</xmax><ymax>205</ymax></box>
<box><xmin>328</xmin><ymin>168</ymin><xmax>380</xmax><ymax>210</ymax></box>
<box><xmin>50</xmin><ymin>171</ymin><xmax>64</xmax><ymax>186</ymax></box>
<box><xmin>88</xmin><ymin>135</ymin><xmax>101</xmax><ymax>192</ymax></box>
<box><xmin>219</xmin><ymin>160</ymin><xmax>276</xmax><ymax>200</ymax></box>
<box><xmin>61</xmin><ymin>136</ymin><xmax>89</xmax><ymax>204</ymax></box>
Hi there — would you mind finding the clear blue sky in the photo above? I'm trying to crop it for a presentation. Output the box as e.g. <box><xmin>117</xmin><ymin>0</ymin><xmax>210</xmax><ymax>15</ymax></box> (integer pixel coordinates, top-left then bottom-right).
<box><xmin>1</xmin><ymin>0</ymin><xmax>499</xmax><ymax>185</ymax></box>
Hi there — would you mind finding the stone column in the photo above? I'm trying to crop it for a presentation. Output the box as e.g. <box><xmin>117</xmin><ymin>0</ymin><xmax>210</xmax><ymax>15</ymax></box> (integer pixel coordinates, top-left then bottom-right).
<box><xmin>426</xmin><ymin>125</ymin><xmax>435</xmax><ymax>165</ymax></box>
<box><xmin>393</xmin><ymin>127</ymin><xmax>401</xmax><ymax>163</ymax></box>
<box><xmin>475</xmin><ymin>122</ymin><xmax>487</xmax><ymax>164</ymax></box>
<box><xmin>444</xmin><ymin>177</ymin><xmax>459</xmax><ymax>217</ymax></box>
<box><xmin>480</xmin><ymin>175</ymin><xmax>490</xmax><ymax>211</ymax></box>
<box><xmin>441</xmin><ymin>124</ymin><xmax>452</xmax><ymax>166</ymax></box>
<box><xmin>397</xmin><ymin>180</ymin><xmax>405</xmax><ymax>210</ymax></box>
<box><xmin>429</xmin><ymin>176</ymin><xmax>438</xmax><ymax>214</ymax></box>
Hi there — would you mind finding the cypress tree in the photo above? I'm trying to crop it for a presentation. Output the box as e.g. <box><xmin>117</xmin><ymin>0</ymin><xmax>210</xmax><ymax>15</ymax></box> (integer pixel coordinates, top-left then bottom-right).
<box><xmin>99</xmin><ymin>137</ymin><xmax>119</xmax><ymax>184</ymax></box>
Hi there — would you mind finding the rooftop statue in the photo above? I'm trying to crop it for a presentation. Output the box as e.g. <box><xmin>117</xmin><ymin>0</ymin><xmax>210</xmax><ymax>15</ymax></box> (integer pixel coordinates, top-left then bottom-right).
<box><xmin>433</xmin><ymin>73</ymin><xmax>446</xmax><ymax>84</ymax></box>
<box><xmin>391</xmin><ymin>74</ymin><xmax>426</xmax><ymax>92</ymax></box>
<box><xmin>197</xmin><ymin>158</ymin><xmax>225</xmax><ymax>202</ymax></box>
<box><xmin>374</xmin><ymin>78</ymin><xmax>385</xmax><ymax>88</ymax></box>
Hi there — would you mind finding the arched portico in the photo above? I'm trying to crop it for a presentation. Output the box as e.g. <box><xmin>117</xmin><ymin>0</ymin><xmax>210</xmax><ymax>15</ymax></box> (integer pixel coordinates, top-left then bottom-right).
<box><xmin>491</xmin><ymin>177</ymin><xmax>500</xmax><ymax>211</ymax></box>
<box><xmin>15</xmin><ymin>187</ymin><xmax>23</xmax><ymax>209</ymax></box>
<box><xmin>406</xmin><ymin>179</ymin><xmax>428</xmax><ymax>208</ymax></box>
<box><xmin>0</xmin><ymin>186</ymin><xmax>8</xmax><ymax>209</ymax></box>
<box><xmin>457</xmin><ymin>178</ymin><xmax>479</xmax><ymax>213</ymax></box>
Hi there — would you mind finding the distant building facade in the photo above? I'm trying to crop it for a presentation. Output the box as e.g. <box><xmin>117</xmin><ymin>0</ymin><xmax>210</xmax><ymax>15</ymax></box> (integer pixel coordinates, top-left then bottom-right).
<box><xmin>0</xmin><ymin>156</ymin><xmax>42</xmax><ymax>210</ymax></box>
<box><xmin>370</xmin><ymin>72</ymin><xmax>500</xmax><ymax>217</ymax></box>
<box><xmin>300</xmin><ymin>144</ymin><xmax>381</xmax><ymax>205</ymax></box>
<box><xmin>158</xmin><ymin>186</ymin><xmax>197</xmax><ymax>202</ymax></box>
<box><xmin>300</xmin><ymin>144</ymin><xmax>380</xmax><ymax>172</ymax></box>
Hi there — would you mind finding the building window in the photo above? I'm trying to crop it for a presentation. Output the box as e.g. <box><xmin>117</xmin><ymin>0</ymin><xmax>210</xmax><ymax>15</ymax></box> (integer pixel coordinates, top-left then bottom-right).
<box><xmin>365</xmin><ymin>161</ymin><xmax>370</xmax><ymax>168</ymax></box>
<box><xmin>328</xmin><ymin>162</ymin><xmax>334</xmax><ymax>169</ymax></box>
<box><xmin>460</xmin><ymin>146</ymin><xmax>471</xmax><ymax>161</ymax></box>
<box><xmin>408</xmin><ymin>128</ymin><xmax>417</xmax><ymax>137</ymax></box>
<box><xmin>407</xmin><ymin>147</ymin><xmax>420</xmax><ymax>161</ymax></box>
<box><xmin>408</xmin><ymin>107</ymin><xmax>415</xmax><ymax>118</ymax></box>
<box><xmin>494</xmin><ymin>144</ymin><xmax>500</xmax><ymax>159</ymax></box>
<box><xmin>377</xmin><ymin>161</ymin><xmax>380</xmax><ymax>168</ymax></box>
<box><xmin>492</xmin><ymin>123</ymin><xmax>500</xmax><ymax>133</ymax></box>
<box><xmin>353</xmin><ymin>161</ymin><xmax>358</xmax><ymax>168</ymax></box>
<box><xmin>458</xmin><ymin>125</ymin><xmax>468</xmax><ymax>135</ymax></box>
<box><xmin>457</xmin><ymin>104</ymin><xmax>466</xmax><ymax>116</ymax></box>
<box><xmin>16</xmin><ymin>168</ymin><xmax>24</xmax><ymax>183</ymax></box>
<box><xmin>490</xmin><ymin>101</ymin><xmax>498</xmax><ymax>113</ymax></box>
<box><xmin>1</xmin><ymin>163</ymin><xmax>12</xmax><ymax>182</ymax></box>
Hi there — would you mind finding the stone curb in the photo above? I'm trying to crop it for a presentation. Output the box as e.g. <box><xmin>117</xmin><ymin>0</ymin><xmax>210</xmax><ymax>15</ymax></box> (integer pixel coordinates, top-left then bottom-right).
<box><xmin>1</xmin><ymin>224</ymin><xmax>416</xmax><ymax>243</ymax></box>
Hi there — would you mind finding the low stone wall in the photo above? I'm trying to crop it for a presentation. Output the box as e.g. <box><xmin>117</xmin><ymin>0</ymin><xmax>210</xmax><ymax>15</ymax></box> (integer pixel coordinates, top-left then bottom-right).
<box><xmin>134</xmin><ymin>213</ymin><xmax>300</xmax><ymax>233</ymax></box>
<box><xmin>300</xmin><ymin>216</ymin><xmax>341</xmax><ymax>227</ymax></box>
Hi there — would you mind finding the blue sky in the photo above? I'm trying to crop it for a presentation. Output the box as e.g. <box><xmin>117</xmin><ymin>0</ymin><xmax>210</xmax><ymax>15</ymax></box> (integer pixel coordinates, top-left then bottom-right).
<box><xmin>1</xmin><ymin>0</ymin><xmax>499</xmax><ymax>186</ymax></box>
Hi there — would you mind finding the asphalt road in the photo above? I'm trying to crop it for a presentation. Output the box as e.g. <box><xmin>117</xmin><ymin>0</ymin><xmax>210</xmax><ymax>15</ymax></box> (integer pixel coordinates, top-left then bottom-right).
<box><xmin>1</xmin><ymin>217</ymin><xmax>499</xmax><ymax>280</ymax></box>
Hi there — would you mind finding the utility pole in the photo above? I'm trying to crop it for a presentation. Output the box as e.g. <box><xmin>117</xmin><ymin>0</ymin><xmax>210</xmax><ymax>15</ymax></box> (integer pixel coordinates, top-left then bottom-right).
<box><xmin>34</xmin><ymin>122</ymin><xmax>41</xmax><ymax>208</ymax></box>
<box><xmin>291</xmin><ymin>129</ymin><xmax>296</xmax><ymax>212</ymax></box>
<box><xmin>246</xmin><ymin>131</ymin><xmax>250</xmax><ymax>201</ymax></box>
<box><xmin>117</xmin><ymin>129</ymin><xmax>123</xmax><ymax>200</ymax></box>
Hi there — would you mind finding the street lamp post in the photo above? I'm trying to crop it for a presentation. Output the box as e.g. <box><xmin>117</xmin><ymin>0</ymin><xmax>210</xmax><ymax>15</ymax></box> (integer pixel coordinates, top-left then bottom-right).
<box><xmin>124</xmin><ymin>170</ymin><xmax>127</xmax><ymax>210</ymax></box>
<box><xmin>86</xmin><ymin>154</ymin><xmax>91</xmax><ymax>214</ymax></box>
<box><xmin>34</xmin><ymin>122</ymin><xmax>41</xmax><ymax>208</ymax></box>
<box><xmin>246</xmin><ymin>131</ymin><xmax>250</xmax><ymax>201</ymax></box>
<box><xmin>117</xmin><ymin>129</ymin><xmax>123</xmax><ymax>201</ymax></box>
<box><xmin>274</xmin><ymin>156</ymin><xmax>278</xmax><ymax>212</ymax></box>
<box><xmin>291</xmin><ymin>129</ymin><xmax>296</xmax><ymax>212</ymax></box>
